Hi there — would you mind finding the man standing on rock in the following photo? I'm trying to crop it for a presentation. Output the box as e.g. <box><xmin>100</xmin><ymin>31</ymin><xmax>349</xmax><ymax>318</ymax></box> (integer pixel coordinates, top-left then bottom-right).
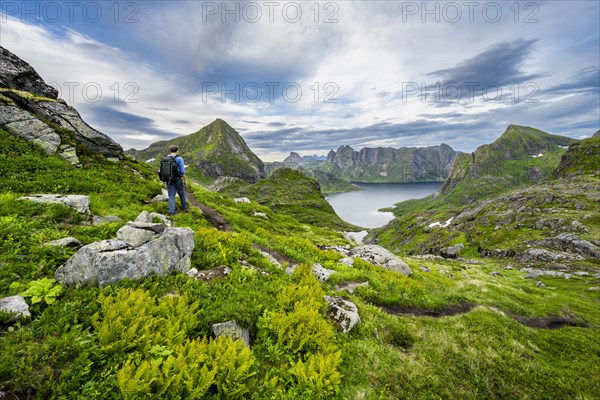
<box><xmin>161</xmin><ymin>145</ymin><xmax>188</xmax><ymax>215</ymax></box>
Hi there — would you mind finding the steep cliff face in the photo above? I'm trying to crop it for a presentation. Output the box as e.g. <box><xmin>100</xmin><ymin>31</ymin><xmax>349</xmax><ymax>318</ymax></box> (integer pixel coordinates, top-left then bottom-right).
<box><xmin>128</xmin><ymin>119</ymin><xmax>266</xmax><ymax>183</ymax></box>
<box><xmin>324</xmin><ymin>143</ymin><xmax>458</xmax><ymax>183</ymax></box>
<box><xmin>0</xmin><ymin>46</ymin><xmax>124</xmax><ymax>161</ymax></box>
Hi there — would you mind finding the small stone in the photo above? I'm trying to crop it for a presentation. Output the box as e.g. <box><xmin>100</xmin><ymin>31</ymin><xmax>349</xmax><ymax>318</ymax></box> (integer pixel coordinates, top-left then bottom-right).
<box><xmin>234</xmin><ymin>197</ymin><xmax>251</xmax><ymax>204</ymax></box>
<box><xmin>46</xmin><ymin>237</ymin><xmax>82</xmax><ymax>248</ymax></box>
<box><xmin>193</xmin><ymin>266</ymin><xmax>232</xmax><ymax>283</ymax></box>
<box><xmin>253</xmin><ymin>212</ymin><xmax>268</xmax><ymax>218</ymax></box>
<box><xmin>504</xmin><ymin>264</ymin><xmax>514</xmax><ymax>270</ymax></box>
<box><xmin>489</xmin><ymin>271</ymin><xmax>503</xmax><ymax>277</ymax></box>
<box><xmin>93</xmin><ymin>215</ymin><xmax>121</xmax><ymax>225</ymax></box>
<box><xmin>334</xmin><ymin>281</ymin><xmax>369</xmax><ymax>294</ymax></box>
<box><xmin>536</xmin><ymin>281</ymin><xmax>546</xmax><ymax>288</ymax></box>
<box><xmin>339</xmin><ymin>257</ymin><xmax>354</xmax><ymax>267</ymax></box>
<box><xmin>420</xmin><ymin>266</ymin><xmax>431</xmax><ymax>272</ymax></box>
<box><xmin>588</xmin><ymin>287</ymin><xmax>600</xmax><ymax>291</ymax></box>
<box><xmin>260</xmin><ymin>251</ymin><xmax>282</xmax><ymax>269</ymax></box>
<box><xmin>285</xmin><ymin>264</ymin><xmax>298</xmax><ymax>275</ymax></box>
<box><xmin>212</xmin><ymin>320</ymin><xmax>250</xmax><ymax>346</ymax></box>
<box><xmin>186</xmin><ymin>268</ymin><xmax>199</xmax><ymax>277</ymax></box>
<box><xmin>312</xmin><ymin>263</ymin><xmax>335</xmax><ymax>282</ymax></box>
<box><xmin>151</xmin><ymin>189</ymin><xmax>169</xmax><ymax>203</ymax></box>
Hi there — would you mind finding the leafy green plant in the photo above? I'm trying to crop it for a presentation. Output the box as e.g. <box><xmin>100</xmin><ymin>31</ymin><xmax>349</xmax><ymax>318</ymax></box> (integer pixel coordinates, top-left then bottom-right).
<box><xmin>11</xmin><ymin>278</ymin><xmax>63</xmax><ymax>305</ymax></box>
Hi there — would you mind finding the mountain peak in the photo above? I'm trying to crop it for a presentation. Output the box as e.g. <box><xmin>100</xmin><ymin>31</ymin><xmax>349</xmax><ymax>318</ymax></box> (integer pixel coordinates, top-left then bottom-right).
<box><xmin>129</xmin><ymin>118</ymin><xmax>266</xmax><ymax>183</ymax></box>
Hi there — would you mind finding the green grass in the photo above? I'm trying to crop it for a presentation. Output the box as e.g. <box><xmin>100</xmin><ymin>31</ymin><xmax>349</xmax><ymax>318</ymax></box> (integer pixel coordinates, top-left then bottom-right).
<box><xmin>1</xmin><ymin>127</ymin><xmax>599</xmax><ymax>399</ymax></box>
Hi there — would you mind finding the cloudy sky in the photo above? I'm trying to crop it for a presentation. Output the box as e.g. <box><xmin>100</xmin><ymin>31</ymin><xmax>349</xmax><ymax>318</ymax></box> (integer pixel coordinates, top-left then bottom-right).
<box><xmin>1</xmin><ymin>0</ymin><xmax>598</xmax><ymax>160</ymax></box>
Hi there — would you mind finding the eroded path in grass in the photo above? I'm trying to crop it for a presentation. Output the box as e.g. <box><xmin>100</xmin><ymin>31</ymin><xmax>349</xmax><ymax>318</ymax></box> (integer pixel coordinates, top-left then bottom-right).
<box><xmin>185</xmin><ymin>189</ymin><xmax>297</xmax><ymax>266</ymax></box>
<box><xmin>185</xmin><ymin>189</ymin><xmax>232</xmax><ymax>231</ymax></box>
<box><xmin>381</xmin><ymin>302</ymin><xmax>589</xmax><ymax>329</ymax></box>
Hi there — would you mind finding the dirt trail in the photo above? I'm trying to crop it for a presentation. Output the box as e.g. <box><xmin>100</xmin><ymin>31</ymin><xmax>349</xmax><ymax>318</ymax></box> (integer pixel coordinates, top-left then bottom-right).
<box><xmin>184</xmin><ymin>189</ymin><xmax>297</xmax><ymax>266</ymax></box>
<box><xmin>381</xmin><ymin>302</ymin><xmax>588</xmax><ymax>329</ymax></box>
<box><xmin>185</xmin><ymin>189</ymin><xmax>232</xmax><ymax>231</ymax></box>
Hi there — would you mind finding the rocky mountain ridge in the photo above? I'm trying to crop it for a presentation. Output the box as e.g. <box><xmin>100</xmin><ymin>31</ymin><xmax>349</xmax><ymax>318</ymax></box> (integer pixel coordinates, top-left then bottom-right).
<box><xmin>322</xmin><ymin>143</ymin><xmax>458</xmax><ymax>183</ymax></box>
<box><xmin>0</xmin><ymin>46</ymin><xmax>124</xmax><ymax>163</ymax></box>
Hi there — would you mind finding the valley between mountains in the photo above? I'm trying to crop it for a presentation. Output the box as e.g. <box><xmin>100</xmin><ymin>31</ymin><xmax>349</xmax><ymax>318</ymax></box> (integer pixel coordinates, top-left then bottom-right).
<box><xmin>1</xmin><ymin>46</ymin><xmax>599</xmax><ymax>399</ymax></box>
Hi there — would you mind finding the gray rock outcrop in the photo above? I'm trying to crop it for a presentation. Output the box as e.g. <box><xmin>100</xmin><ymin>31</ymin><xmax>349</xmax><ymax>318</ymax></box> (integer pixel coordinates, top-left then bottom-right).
<box><xmin>18</xmin><ymin>194</ymin><xmax>90</xmax><ymax>214</ymax></box>
<box><xmin>0</xmin><ymin>46</ymin><xmax>123</xmax><ymax>160</ymax></box>
<box><xmin>0</xmin><ymin>295</ymin><xmax>31</xmax><ymax>319</ymax></box>
<box><xmin>55</xmin><ymin>212</ymin><xmax>194</xmax><ymax>286</ymax></box>
<box><xmin>323</xmin><ymin>245</ymin><xmax>412</xmax><ymax>276</ymax></box>
<box><xmin>0</xmin><ymin>46</ymin><xmax>58</xmax><ymax>98</ymax></box>
<box><xmin>324</xmin><ymin>296</ymin><xmax>361</xmax><ymax>333</ymax></box>
<box><xmin>212</xmin><ymin>320</ymin><xmax>250</xmax><ymax>346</ymax></box>
<box><xmin>351</xmin><ymin>245</ymin><xmax>412</xmax><ymax>275</ymax></box>
<box><xmin>0</xmin><ymin>105</ymin><xmax>61</xmax><ymax>154</ymax></box>
<box><xmin>440</xmin><ymin>243</ymin><xmax>464</xmax><ymax>259</ymax></box>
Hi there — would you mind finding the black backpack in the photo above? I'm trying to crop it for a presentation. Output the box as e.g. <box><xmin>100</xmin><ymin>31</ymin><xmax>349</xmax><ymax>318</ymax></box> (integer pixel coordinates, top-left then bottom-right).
<box><xmin>159</xmin><ymin>156</ymin><xmax>181</xmax><ymax>183</ymax></box>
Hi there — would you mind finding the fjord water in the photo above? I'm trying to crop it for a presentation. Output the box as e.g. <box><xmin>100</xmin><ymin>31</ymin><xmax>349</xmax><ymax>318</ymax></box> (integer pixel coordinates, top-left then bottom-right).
<box><xmin>326</xmin><ymin>182</ymin><xmax>442</xmax><ymax>228</ymax></box>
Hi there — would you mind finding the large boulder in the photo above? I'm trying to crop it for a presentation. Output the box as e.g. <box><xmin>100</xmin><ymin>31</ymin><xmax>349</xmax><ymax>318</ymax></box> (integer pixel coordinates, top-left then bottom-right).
<box><xmin>55</xmin><ymin>213</ymin><xmax>194</xmax><ymax>286</ymax></box>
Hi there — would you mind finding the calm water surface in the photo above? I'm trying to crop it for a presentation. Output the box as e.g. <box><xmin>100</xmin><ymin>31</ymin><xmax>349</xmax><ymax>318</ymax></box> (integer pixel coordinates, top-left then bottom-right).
<box><xmin>326</xmin><ymin>182</ymin><xmax>442</xmax><ymax>228</ymax></box>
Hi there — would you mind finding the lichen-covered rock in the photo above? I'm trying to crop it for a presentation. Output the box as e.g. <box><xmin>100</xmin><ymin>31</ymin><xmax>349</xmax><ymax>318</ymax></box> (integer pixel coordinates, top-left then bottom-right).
<box><xmin>324</xmin><ymin>296</ymin><xmax>361</xmax><ymax>333</ymax></box>
<box><xmin>212</xmin><ymin>320</ymin><xmax>250</xmax><ymax>346</ymax></box>
<box><xmin>234</xmin><ymin>197</ymin><xmax>251</xmax><ymax>204</ymax></box>
<box><xmin>312</xmin><ymin>263</ymin><xmax>335</xmax><ymax>282</ymax></box>
<box><xmin>18</xmin><ymin>194</ymin><xmax>90</xmax><ymax>214</ymax></box>
<box><xmin>0</xmin><ymin>105</ymin><xmax>61</xmax><ymax>154</ymax></box>
<box><xmin>0</xmin><ymin>295</ymin><xmax>31</xmax><ymax>319</ymax></box>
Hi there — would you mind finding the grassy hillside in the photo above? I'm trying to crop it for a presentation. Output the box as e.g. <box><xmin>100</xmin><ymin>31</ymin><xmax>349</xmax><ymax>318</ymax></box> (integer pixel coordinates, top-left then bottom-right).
<box><xmin>1</xmin><ymin>129</ymin><xmax>599</xmax><ymax>399</ymax></box>
<box><xmin>217</xmin><ymin>168</ymin><xmax>359</xmax><ymax>231</ymax></box>
<box><xmin>390</xmin><ymin>125</ymin><xmax>578</xmax><ymax>216</ymax></box>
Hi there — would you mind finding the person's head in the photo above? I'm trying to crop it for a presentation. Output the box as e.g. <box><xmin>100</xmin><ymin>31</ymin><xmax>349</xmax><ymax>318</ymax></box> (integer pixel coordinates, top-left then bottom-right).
<box><xmin>170</xmin><ymin>145</ymin><xmax>179</xmax><ymax>154</ymax></box>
